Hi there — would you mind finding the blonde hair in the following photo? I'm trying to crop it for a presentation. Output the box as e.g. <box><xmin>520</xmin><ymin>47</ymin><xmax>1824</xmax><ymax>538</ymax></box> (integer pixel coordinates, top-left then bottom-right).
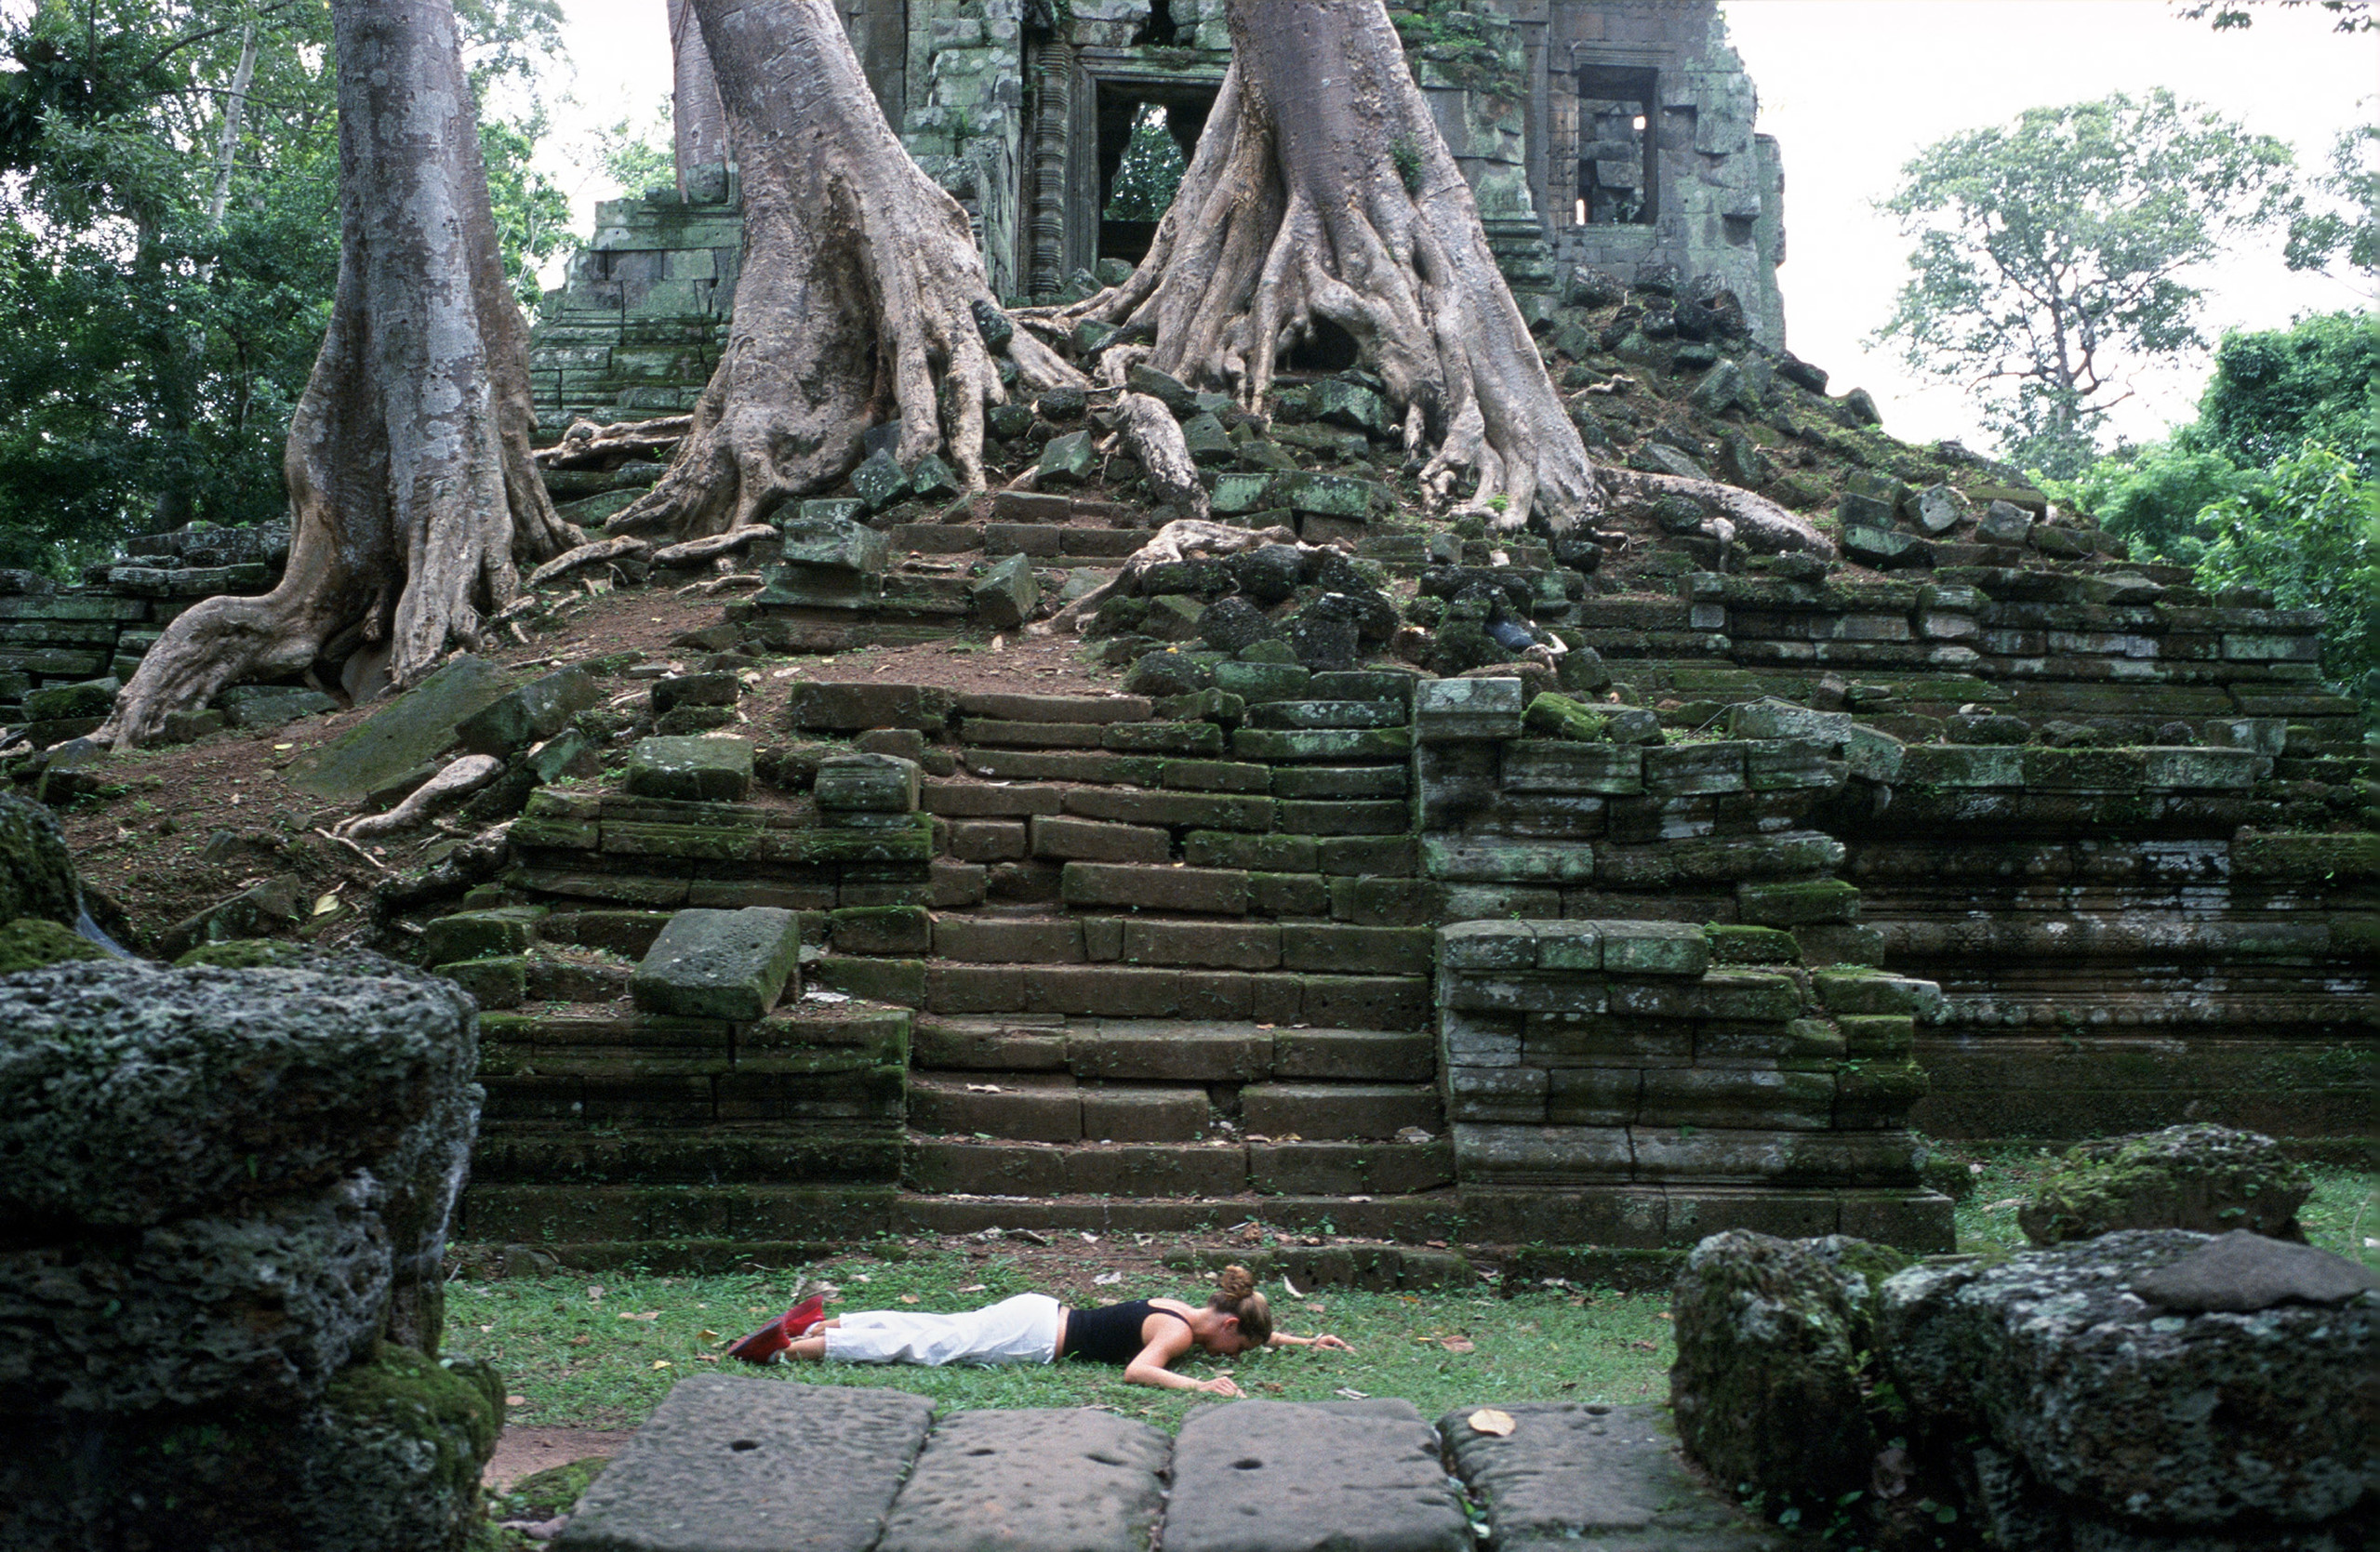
<box><xmin>1207</xmin><ymin>1264</ymin><xmax>1273</xmax><ymax>1346</ymax></box>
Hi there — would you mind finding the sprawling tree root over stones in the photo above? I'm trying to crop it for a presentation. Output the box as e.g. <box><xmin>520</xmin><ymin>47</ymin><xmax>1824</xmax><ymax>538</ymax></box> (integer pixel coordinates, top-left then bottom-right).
<box><xmin>1030</xmin><ymin>0</ymin><xmax>1595</xmax><ymax>534</ymax></box>
<box><xmin>609</xmin><ymin>0</ymin><xmax>1083</xmax><ymax>544</ymax></box>
<box><xmin>96</xmin><ymin>0</ymin><xmax>574</xmax><ymax>749</ymax></box>
<box><xmin>1039</xmin><ymin>519</ymin><xmax>1304</xmax><ymax>635</ymax></box>
<box><xmin>1606</xmin><ymin>471</ymin><xmax>1837</xmax><ymax>558</ymax></box>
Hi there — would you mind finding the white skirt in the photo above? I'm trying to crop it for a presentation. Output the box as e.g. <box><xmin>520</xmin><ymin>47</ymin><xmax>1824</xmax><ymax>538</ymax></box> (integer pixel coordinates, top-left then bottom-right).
<box><xmin>820</xmin><ymin>1293</ymin><xmax>1062</xmax><ymax>1367</ymax></box>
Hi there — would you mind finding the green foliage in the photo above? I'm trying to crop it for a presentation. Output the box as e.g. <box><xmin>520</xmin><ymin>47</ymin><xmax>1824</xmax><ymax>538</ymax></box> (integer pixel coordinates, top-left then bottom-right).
<box><xmin>0</xmin><ymin>0</ymin><xmax>570</xmax><ymax>571</ymax></box>
<box><xmin>1389</xmin><ymin>134</ymin><xmax>1424</xmax><ymax>196</ymax></box>
<box><xmin>2196</xmin><ymin>311</ymin><xmax>2380</xmax><ymax>475</ymax></box>
<box><xmin>2286</xmin><ymin>123</ymin><xmax>2379</xmax><ymax>284</ymax></box>
<box><xmin>1876</xmin><ymin>90</ymin><xmax>2296</xmax><ymax>477</ymax></box>
<box><xmin>2052</xmin><ymin>311</ymin><xmax>2378</xmax><ymax>567</ymax></box>
<box><xmin>2048</xmin><ymin>442</ymin><xmax>2249</xmax><ymax>564</ymax></box>
<box><xmin>2196</xmin><ymin>440</ymin><xmax>2380</xmax><ymax>687</ymax></box>
<box><xmin>581</xmin><ymin>98</ymin><xmax>674</xmax><ymax>199</ymax></box>
<box><xmin>1103</xmin><ymin>104</ymin><xmax>1187</xmax><ymax>223</ymax></box>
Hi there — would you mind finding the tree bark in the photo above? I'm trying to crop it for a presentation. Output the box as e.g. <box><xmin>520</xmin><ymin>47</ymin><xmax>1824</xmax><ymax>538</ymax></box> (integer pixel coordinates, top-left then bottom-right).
<box><xmin>608</xmin><ymin>0</ymin><xmax>1083</xmax><ymax>545</ymax></box>
<box><xmin>666</xmin><ymin>0</ymin><xmax>731</xmax><ymax>200</ymax></box>
<box><xmin>1035</xmin><ymin>0</ymin><xmax>1597</xmax><ymax>534</ymax></box>
<box><xmin>97</xmin><ymin>0</ymin><xmax>574</xmax><ymax>749</ymax></box>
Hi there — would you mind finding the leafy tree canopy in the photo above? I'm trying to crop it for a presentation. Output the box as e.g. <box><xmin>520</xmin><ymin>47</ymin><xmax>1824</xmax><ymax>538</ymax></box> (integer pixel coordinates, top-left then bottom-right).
<box><xmin>2284</xmin><ymin>122</ymin><xmax>2379</xmax><ymax>289</ymax></box>
<box><xmin>2197</xmin><ymin>441</ymin><xmax>2379</xmax><ymax>688</ymax></box>
<box><xmin>1876</xmin><ymin>89</ymin><xmax>2296</xmax><ymax>479</ymax></box>
<box><xmin>2173</xmin><ymin>0</ymin><xmax>2374</xmax><ymax>31</ymax></box>
<box><xmin>0</xmin><ymin>0</ymin><xmax>571</xmax><ymax>573</ymax></box>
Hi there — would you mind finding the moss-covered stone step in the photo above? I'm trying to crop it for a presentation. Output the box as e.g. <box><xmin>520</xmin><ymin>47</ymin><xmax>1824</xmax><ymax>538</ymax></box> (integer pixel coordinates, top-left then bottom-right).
<box><xmin>1161</xmin><ymin>1242</ymin><xmax>1470</xmax><ymax>1291</ymax></box>
<box><xmin>893</xmin><ymin>1187</ymin><xmax>1464</xmax><ymax>1243</ymax></box>
<box><xmin>902</xmin><ymin>1137</ymin><xmax>1456</xmax><ymax>1198</ymax></box>
<box><xmin>468</xmin><ymin>1123</ymin><xmax>905</xmax><ymax>1185</ymax></box>
<box><xmin>808</xmin><ymin>958</ymin><xmax>1430</xmax><ymax>1028</ymax></box>
<box><xmin>480</xmin><ymin>1062</ymin><xmax>904</xmax><ymax>1125</ymax></box>
<box><xmin>454</xmin><ymin>1182</ymin><xmax>900</xmax><ymax>1242</ymax></box>
<box><xmin>909</xmin><ymin>1016</ymin><xmax>1433</xmax><ymax>1083</ymax></box>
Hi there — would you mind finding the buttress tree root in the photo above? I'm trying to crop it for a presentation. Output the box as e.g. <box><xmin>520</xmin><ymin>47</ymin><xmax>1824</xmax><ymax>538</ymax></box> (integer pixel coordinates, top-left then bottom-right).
<box><xmin>96</xmin><ymin>0</ymin><xmax>576</xmax><ymax>750</ymax></box>
<box><xmin>1028</xmin><ymin>0</ymin><xmax>1596</xmax><ymax>534</ymax></box>
<box><xmin>607</xmin><ymin>0</ymin><xmax>1083</xmax><ymax>545</ymax></box>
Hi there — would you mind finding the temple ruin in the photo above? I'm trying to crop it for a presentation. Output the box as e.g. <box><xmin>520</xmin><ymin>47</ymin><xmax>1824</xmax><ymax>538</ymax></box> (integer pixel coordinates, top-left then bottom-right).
<box><xmin>528</xmin><ymin>0</ymin><xmax>1788</xmax><ymax>430</ymax></box>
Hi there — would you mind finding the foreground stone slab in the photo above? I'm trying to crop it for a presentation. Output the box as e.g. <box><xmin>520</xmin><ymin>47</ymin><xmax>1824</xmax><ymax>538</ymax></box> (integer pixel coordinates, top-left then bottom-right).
<box><xmin>1161</xmin><ymin>1398</ymin><xmax>1469</xmax><ymax>1552</ymax></box>
<box><xmin>1443</xmin><ymin>1402</ymin><xmax>1778</xmax><ymax>1549</ymax></box>
<box><xmin>632</xmin><ymin>908</ymin><xmax>802</xmax><ymax>1020</ymax></box>
<box><xmin>875</xmin><ymin>1408</ymin><xmax>1170</xmax><ymax>1552</ymax></box>
<box><xmin>556</xmin><ymin>1377</ymin><xmax>934</xmax><ymax>1552</ymax></box>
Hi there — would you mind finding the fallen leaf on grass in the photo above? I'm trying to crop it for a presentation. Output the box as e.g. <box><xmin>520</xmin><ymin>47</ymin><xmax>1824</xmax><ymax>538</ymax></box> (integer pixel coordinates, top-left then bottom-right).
<box><xmin>697</xmin><ymin>1330</ymin><xmax>720</xmax><ymax>1343</ymax></box>
<box><xmin>1630</xmin><ymin>1339</ymin><xmax>1658</xmax><ymax>1351</ymax></box>
<box><xmin>618</xmin><ymin>1310</ymin><xmax>659</xmax><ymax>1321</ymax></box>
<box><xmin>1093</xmin><ymin>1270</ymin><xmax>1124</xmax><ymax>1286</ymax></box>
<box><xmin>1334</xmin><ymin>1387</ymin><xmax>1369</xmax><ymax>1400</ymax></box>
<box><xmin>1281</xmin><ymin>1273</ymin><xmax>1303</xmax><ymax>1297</ymax></box>
<box><xmin>1466</xmin><ymin>1409</ymin><xmax>1516</xmax><ymax>1437</ymax></box>
<box><xmin>505</xmin><ymin>1395</ymin><xmax>527</xmax><ymax>1407</ymax></box>
<box><xmin>1440</xmin><ymin>1336</ymin><xmax>1476</xmax><ymax>1354</ymax></box>
<box><xmin>958</xmin><ymin>1284</ymin><xmax>988</xmax><ymax>1293</ymax></box>
<box><xmin>696</xmin><ymin>1354</ymin><xmax>720</xmax><ymax>1362</ymax></box>
<box><xmin>651</xmin><ymin>1360</ymin><xmax>671</xmax><ymax>1370</ymax></box>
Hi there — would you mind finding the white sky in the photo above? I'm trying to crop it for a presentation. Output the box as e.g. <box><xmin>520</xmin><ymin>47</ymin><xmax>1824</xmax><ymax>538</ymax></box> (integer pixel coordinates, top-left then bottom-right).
<box><xmin>535</xmin><ymin>0</ymin><xmax>2379</xmax><ymax>457</ymax></box>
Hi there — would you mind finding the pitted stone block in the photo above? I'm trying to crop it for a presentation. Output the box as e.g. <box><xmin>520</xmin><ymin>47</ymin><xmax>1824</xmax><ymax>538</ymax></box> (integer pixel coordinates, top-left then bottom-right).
<box><xmin>555</xmin><ymin>1377</ymin><xmax>934</xmax><ymax>1552</ymax></box>
<box><xmin>876</xmin><ymin>1408</ymin><xmax>1171</xmax><ymax>1552</ymax></box>
<box><xmin>1160</xmin><ymin>1399</ymin><xmax>1470</xmax><ymax>1552</ymax></box>
<box><xmin>1441</xmin><ymin>1402</ymin><xmax>1779</xmax><ymax>1547</ymax></box>
<box><xmin>632</xmin><ymin>907</ymin><xmax>802</xmax><ymax>1020</ymax></box>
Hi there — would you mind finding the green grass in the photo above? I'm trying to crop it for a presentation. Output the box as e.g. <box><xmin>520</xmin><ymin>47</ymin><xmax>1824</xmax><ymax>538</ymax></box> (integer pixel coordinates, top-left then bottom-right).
<box><xmin>443</xmin><ymin>1250</ymin><xmax>1678</xmax><ymax>1431</ymax></box>
<box><xmin>449</xmin><ymin>1157</ymin><xmax>2377</xmax><ymax>1433</ymax></box>
<box><xmin>1939</xmin><ymin>1147</ymin><xmax>2376</xmax><ymax>1267</ymax></box>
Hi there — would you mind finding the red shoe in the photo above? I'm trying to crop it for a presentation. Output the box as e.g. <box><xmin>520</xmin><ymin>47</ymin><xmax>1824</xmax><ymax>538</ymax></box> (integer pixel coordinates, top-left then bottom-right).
<box><xmin>725</xmin><ymin>1293</ymin><xmax>827</xmax><ymax>1365</ymax></box>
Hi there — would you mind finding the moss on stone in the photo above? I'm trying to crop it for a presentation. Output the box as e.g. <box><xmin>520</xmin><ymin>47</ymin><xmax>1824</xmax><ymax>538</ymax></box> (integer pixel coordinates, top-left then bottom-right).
<box><xmin>500</xmin><ymin>1456</ymin><xmax>610</xmax><ymax>1520</ymax></box>
<box><xmin>1703</xmin><ymin>923</ymin><xmax>1800</xmax><ymax>964</ymax></box>
<box><xmin>1522</xmin><ymin>691</ymin><xmax>1610</xmax><ymax>742</ymax></box>
<box><xmin>0</xmin><ymin>916</ymin><xmax>111</xmax><ymax>974</ymax></box>
<box><xmin>2019</xmin><ymin>1123</ymin><xmax>2313</xmax><ymax>1245</ymax></box>
<box><xmin>173</xmin><ymin>937</ymin><xmax>316</xmax><ymax>970</ymax></box>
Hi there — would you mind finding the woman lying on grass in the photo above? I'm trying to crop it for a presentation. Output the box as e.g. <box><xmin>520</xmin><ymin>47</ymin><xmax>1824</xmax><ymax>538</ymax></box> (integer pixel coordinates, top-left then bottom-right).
<box><xmin>725</xmin><ymin>1266</ymin><xmax>1350</xmax><ymax>1397</ymax></box>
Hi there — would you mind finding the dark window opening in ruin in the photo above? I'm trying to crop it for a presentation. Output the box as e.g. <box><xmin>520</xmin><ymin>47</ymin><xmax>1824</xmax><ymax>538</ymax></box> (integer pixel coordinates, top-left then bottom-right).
<box><xmin>1097</xmin><ymin>87</ymin><xmax>1214</xmax><ymax>265</ymax></box>
<box><xmin>1133</xmin><ymin>0</ymin><xmax>1177</xmax><ymax>46</ymax></box>
<box><xmin>1283</xmin><ymin>314</ymin><xmax>1361</xmax><ymax>373</ymax></box>
<box><xmin>1574</xmin><ymin>64</ymin><xmax>1656</xmax><ymax>227</ymax></box>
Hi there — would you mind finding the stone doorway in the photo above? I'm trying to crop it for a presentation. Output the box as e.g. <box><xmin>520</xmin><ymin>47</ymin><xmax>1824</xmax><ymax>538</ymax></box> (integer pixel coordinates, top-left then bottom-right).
<box><xmin>1023</xmin><ymin>46</ymin><xmax>1225</xmax><ymax>298</ymax></box>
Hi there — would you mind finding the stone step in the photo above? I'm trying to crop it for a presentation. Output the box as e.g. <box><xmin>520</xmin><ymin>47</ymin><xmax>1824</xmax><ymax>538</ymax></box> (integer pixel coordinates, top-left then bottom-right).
<box><xmin>904</xmin><ymin>1137</ymin><xmax>1456</xmax><ymax>1197</ymax></box>
<box><xmin>908</xmin><ymin>1074</ymin><xmax>1212</xmax><ymax>1143</ymax></box>
<box><xmin>894</xmin><ymin>1189</ymin><xmax>1463</xmax><ymax>1242</ymax></box>
<box><xmin>469</xmin><ymin>1122</ymin><xmax>905</xmax><ymax>1184</ymax></box>
<box><xmin>911</xmin><ymin>1016</ymin><xmax>1434</xmax><ymax>1082</ymax></box>
<box><xmin>808</xmin><ymin>958</ymin><xmax>1430</xmax><ymax>1028</ymax></box>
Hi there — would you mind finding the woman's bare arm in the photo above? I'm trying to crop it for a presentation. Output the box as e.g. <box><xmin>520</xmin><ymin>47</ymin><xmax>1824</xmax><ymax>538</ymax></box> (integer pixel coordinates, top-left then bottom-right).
<box><xmin>1121</xmin><ymin>1323</ymin><xmax>1241</xmax><ymax>1396</ymax></box>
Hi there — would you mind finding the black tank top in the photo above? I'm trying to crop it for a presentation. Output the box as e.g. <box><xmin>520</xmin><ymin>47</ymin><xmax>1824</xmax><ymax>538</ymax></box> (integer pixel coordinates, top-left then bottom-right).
<box><xmin>1063</xmin><ymin>1300</ymin><xmax>1190</xmax><ymax>1365</ymax></box>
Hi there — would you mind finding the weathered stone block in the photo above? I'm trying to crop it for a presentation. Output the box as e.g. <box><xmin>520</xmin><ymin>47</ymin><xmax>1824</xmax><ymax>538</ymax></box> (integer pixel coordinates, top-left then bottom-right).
<box><xmin>631</xmin><ymin>907</ymin><xmax>803</xmax><ymax>1020</ymax></box>
<box><xmin>814</xmin><ymin>753</ymin><xmax>922</xmax><ymax>813</ymax></box>
<box><xmin>624</xmin><ymin>736</ymin><xmax>754</xmax><ymax>802</ymax></box>
<box><xmin>1413</xmin><ymin>676</ymin><xmax>1524</xmax><ymax>740</ymax></box>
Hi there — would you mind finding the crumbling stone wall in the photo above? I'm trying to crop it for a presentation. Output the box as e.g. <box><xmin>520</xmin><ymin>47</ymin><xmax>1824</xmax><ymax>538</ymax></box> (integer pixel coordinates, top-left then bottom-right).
<box><xmin>0</xmin><ymin>954</ymin><xmax>500</xmax><ymax>1551</ymax></box>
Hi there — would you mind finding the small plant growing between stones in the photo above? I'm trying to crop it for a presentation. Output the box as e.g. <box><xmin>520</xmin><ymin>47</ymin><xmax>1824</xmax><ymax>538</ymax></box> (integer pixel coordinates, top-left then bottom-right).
<box><xmin>1389</xmin><ymin>133</ymin><xmax>1424</xmax><ymax>195</ymax></box>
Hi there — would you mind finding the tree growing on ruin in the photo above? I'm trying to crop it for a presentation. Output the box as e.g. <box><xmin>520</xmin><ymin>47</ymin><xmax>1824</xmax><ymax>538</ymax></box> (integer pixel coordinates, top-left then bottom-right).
<box><xmin>95</xmin><ymin>0</ymin><xmax>578</xmax><ymax>749</ymax></box>
<box><xmin>605</xmin><ymin>0</ymin><xmax>1079</xmax><ymax>542</ymax></box>
<box><xmin>1038</xmin><ymin>0</ymin><xmax>1602</xmax><ymax>534</ymax></box>
<box><xmin>1877</xmin><ymin>90</ymin><xmax>2295</xmax><ymax>478</ymax></box>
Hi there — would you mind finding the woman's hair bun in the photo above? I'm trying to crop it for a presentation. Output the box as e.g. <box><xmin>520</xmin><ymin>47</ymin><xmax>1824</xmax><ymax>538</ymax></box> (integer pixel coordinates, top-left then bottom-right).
<box><xmin>1216</xmin><ymin>1264</ymin><xmax>1257</xmax><ymax>1300</ymax></box>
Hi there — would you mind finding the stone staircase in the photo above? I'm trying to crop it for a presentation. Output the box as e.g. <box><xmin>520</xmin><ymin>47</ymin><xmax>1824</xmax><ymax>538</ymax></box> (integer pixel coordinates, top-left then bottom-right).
<box><xmin>793</xmin><ymin>673</ymin><xmax>1455</xmax><ymax>1238</ymax></box>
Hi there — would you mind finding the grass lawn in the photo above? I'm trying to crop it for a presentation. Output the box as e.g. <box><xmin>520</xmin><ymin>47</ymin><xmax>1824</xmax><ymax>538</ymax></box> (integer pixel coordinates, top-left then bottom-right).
<box><xmin>445</xmin><ymin>1155</ymin><xmax>2375</xmax><ymax>1433</ymax></box>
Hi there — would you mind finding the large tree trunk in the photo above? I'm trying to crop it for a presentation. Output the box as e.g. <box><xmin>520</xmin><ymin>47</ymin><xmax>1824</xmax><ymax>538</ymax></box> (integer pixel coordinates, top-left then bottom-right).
<box><xmin>608</xmin><ymin>0</ymin><xmax>1082</xmax><ymax>544</ymax></box>
<box><xmin>1033</xmin><ymin>0</ymin><xmax>1592</xmax><ymax>534</ymax></box>
<box><xmin>666</xmin><ymin>0</ymin><xmax>732</xmax><ymax>201</ymax></box>
<box><xmin>96</xmin><ymin>0</ymin><xmax>574</xmax><ymax>749</ymax></box>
